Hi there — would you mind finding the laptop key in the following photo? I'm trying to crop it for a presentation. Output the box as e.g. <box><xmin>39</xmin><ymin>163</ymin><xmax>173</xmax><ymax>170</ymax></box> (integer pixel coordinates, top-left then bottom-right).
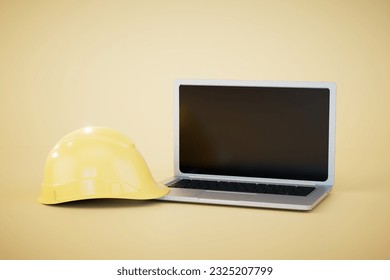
<box><xmin>168</xmin><ymin>179</ymin><xmax>315</xmax><ymax>197</ymax></box>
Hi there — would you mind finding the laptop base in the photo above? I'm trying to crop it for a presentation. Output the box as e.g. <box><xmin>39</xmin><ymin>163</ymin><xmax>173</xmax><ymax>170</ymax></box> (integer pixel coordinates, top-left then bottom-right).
<box><xmin>159</xmin><ymin>178</ymin><xmax>330</xmax><ymax>211</ymax></box>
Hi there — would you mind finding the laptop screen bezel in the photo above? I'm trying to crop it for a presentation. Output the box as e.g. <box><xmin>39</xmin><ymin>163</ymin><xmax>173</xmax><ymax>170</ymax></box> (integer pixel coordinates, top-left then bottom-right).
<box><xmin>173</xmin><ymin>79</ymin><xmax>336</xmax><ymax>188</ymax></box>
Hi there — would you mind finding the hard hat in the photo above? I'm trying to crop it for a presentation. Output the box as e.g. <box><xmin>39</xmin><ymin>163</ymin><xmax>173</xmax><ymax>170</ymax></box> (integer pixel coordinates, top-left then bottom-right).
<box><xmin>39</xmin><ymin>126</ymin><xmax>169</xmax><ymax>204</ymax></box>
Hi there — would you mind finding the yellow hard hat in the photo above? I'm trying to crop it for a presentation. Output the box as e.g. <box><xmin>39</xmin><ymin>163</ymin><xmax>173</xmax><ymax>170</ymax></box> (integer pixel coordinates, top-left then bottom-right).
<box><xmin>39</xmin><ymin>126</ymin><xmax>169</xmax><ymax>204</ymax></box>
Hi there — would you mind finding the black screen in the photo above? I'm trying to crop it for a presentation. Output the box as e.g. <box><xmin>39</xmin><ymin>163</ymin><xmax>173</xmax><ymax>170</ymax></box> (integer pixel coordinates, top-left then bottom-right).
<box><xmin>179</xmin><ymin>85</ymin><xmax>330</xmax><ymax>181</ymax></box>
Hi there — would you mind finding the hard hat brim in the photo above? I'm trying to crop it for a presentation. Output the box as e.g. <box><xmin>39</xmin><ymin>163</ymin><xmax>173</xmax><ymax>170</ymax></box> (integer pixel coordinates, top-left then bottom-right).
<box><xmin>38</xmin><ymin>181</ymin><xmax>169</xmax><ymax>205</ymax></box>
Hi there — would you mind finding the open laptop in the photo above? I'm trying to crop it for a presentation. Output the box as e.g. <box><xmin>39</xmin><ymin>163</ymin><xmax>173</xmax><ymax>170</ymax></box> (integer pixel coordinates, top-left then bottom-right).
<box><xmin>160</xmin><ymin>79</ymin><xmax>336</xmax><ymax>210</ymax></box>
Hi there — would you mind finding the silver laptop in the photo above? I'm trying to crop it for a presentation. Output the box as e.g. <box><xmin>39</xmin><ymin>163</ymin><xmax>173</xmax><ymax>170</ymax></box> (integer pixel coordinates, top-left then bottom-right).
<box><xmin>160</xmin><ymin>79</ymin><xmax>336</xmax><ymax>210</ymax></box>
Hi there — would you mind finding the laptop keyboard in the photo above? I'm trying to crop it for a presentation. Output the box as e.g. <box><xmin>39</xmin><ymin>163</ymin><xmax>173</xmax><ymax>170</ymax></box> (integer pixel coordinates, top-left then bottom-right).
<box><xmin>167</xmin><ymin>179</ymin><xmax>315</xmax><ymax>197</ymax></box>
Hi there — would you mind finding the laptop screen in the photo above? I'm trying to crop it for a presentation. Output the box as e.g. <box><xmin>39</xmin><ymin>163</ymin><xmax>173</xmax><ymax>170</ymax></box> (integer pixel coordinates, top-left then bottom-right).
<box><xmin>179</xmin><ymin>84</ymin><xmax>330</xmax><ymax>182</ymax></box>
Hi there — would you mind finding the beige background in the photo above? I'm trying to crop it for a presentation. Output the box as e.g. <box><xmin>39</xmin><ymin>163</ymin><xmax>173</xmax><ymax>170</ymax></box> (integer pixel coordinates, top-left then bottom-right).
<box><xmin>0</xmin><ymin>0</ymin><xmax>389</xmax><ymax>259</ymax></box>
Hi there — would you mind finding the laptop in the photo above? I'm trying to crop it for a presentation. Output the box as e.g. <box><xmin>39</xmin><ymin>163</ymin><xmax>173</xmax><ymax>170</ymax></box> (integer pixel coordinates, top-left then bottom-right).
<box><xmin>159</xmin><ymin>79</ymin><xmax>336</xmax><ymax>210</ymax></box>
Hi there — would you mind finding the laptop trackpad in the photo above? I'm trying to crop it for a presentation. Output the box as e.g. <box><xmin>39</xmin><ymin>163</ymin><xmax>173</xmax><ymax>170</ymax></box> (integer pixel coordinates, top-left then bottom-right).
<box><xmin>166</xmin><ymin>188</ymin><xmax>204</xmax><ymax>197</ymax></box>
<box><xmin>198</xmin><ymin>191</ymin><xmax>255</xmax><ymax>202</ymax></box>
